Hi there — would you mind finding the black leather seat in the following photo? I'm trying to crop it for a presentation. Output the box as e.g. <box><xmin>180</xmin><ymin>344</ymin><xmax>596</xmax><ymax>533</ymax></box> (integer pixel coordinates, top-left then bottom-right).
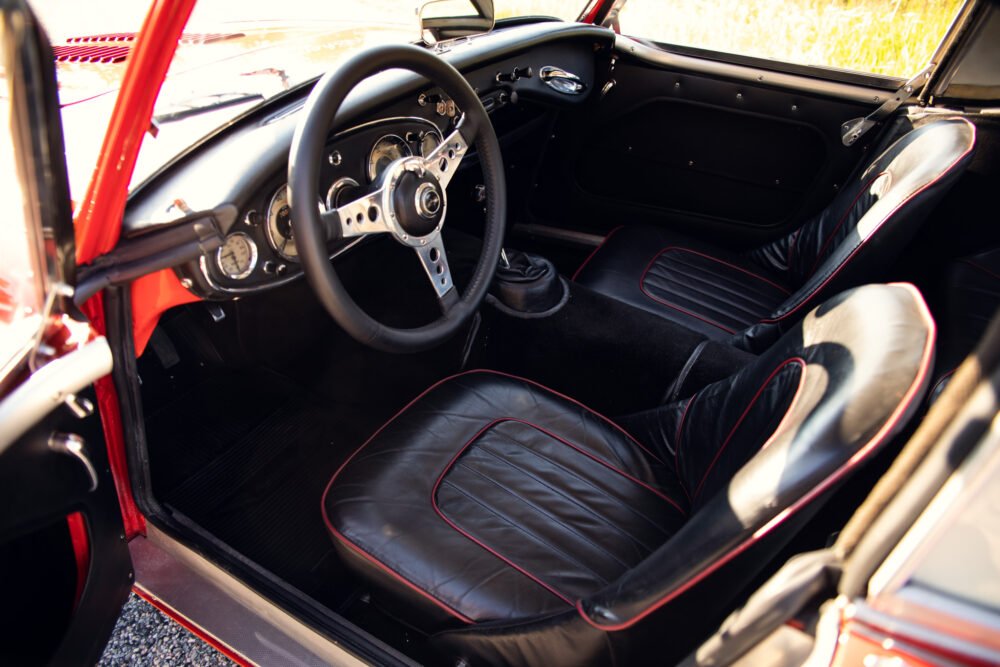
<box><xmin>323</xmin><ymin>283</ymin><xmax>935</xmax><ymax>666</ymax></box>
<box><xmin>575</xmin><ymin>119</ymin><xmax>975</xmax><ymax>352</ymax></box>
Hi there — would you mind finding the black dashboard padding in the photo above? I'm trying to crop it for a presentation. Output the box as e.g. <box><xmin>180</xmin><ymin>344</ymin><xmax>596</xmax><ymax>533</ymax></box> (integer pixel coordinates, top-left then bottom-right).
<box><xmin>576</xmin><ymin>118</ymin><xmax>976</xmax><ymax>352</ymax></box>
<box><xmin>323</xmin><ymin>283</ymin><xmax>934</xmax><ymax>665</ymax></box>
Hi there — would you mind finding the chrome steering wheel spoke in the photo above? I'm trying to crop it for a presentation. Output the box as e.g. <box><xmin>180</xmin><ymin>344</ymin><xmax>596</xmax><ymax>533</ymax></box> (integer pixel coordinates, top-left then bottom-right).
<box><xmin>413</xmin><ymin>234</ymin><xmax>457</xmax><ymax>309</ymax></box>
<box><xmin>421</xmin><ymin>125</ymin><xmax>469</xmax><ymax>190</ymax></box>
<box><xmin>321</xmin><ymin>188</ymin><xmax>391</xmax><ymax>239</ymax></box>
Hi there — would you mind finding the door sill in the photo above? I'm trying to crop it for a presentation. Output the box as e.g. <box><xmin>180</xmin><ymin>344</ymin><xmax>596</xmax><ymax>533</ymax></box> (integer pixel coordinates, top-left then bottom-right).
<box><xmin>131</xmin><ymin>524</ymin><xmax>367</xmax><ymax>666</ymax></box>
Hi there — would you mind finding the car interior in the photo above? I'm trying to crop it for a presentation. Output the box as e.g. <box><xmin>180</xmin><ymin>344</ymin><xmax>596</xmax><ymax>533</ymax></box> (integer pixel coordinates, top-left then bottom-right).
<box><xmin>107</xmin><ymin>11</ymin><xmax>1000</xmax><ymax>667</ymax></box>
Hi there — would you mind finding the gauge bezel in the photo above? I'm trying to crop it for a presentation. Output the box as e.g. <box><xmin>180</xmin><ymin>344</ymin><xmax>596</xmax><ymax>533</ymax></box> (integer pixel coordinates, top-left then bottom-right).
<box><xmin>419</xmin><ymin>128</ymin><xmax>444</xmax><ymax>157</ymax></box>
<box><xmin>265</xmin><ymin>185</ymin><xmax>298</xmax><ymax>262</ymax></box>
<box><xmin>326</xmin><ymin>176</ymin><xmax>361</xmax><ymax>211</ymax></box>
<box><xmin>367</xmin><ymin>134</ymin><xmax>412</xmax><ymax>182</ymax></box>
<box><xmin>215</xmin><ymin>231</ymin><xmax>258</xmax><ymax>280</ymax></box>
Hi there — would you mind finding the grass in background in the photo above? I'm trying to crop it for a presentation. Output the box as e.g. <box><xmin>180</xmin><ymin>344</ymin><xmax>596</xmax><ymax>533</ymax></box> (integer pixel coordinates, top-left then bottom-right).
<box><xmin>616</xmin><ymin>0</ymin><xmax>963</xmax><ymax>78</ymax></box>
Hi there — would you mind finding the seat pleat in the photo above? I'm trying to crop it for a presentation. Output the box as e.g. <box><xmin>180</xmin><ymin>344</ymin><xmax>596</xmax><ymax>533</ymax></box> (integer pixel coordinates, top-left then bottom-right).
<box><xmin>489</xmin><ymin>428</ymin><xmax>680</xmax><ymax>536</ymax></box>
<box><xmin>642</xmin><ymin>252</ymin><xmax>787</xmax><ymax>330</ymax></box>
<box><xmin>472</xmin><ymin>445</ymin><xmax>656</xmax><ymax>560</ymax></box>
<box><xmin>647</xmin><ymin>255</ymin><xmax>786</xmax><ymax>312</ymax></box>
<box><xmin>439</xmin><ymin>479</ymin><xmax>611</xmax><ymax>597</ymax></box>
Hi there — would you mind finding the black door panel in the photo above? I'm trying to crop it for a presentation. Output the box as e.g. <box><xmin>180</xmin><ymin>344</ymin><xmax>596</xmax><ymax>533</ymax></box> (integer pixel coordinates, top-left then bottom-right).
<box><xmin>576</xmin><ymin>97</ymin><xmax>828</xmax><ymax>226</ymax></box>
<box><xmin>0</xmin><ymin>391</ymin><xmax>132</xmax><ymax>666</ymax></box>
<box><xmin>531</xmin><ymin>47</ymin><xmax>892</xmax><ymax>248</ymax></box>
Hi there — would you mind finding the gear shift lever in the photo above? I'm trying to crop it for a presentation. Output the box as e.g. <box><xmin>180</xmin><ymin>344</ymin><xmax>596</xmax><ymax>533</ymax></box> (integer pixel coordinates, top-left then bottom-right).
<box><xmin>489</xmin><ymin>248</ymin><xmax>568</xmax><ymax>316</ymax></box>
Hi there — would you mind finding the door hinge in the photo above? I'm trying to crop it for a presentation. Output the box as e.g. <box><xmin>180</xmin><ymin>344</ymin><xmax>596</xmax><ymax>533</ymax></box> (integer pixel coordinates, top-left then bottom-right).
<box><xmin>840</xmin><ymin>65</ymin><xmax>933</xmax><ymax>146</ymax></box>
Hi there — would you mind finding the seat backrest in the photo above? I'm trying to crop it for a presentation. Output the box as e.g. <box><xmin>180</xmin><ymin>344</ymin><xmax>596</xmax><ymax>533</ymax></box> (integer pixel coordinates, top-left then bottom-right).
<box><xmin>578</xmin><ymin>283</ymin><xmax>935</xmax><ymax>632</ymax></box>
<box><xmin>739</xmin><ymin>119</ymin><xmax>974</xmax><ymax>352</ymax></box>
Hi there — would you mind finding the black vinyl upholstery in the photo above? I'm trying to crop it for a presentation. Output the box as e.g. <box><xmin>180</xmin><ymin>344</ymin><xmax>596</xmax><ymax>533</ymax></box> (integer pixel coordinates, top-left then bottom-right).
<box><xmin>323</xmin><ymin>283</ymin><xmax>935</xmax><ymax>665</ymax></box>
<box><xmin>575</xmin><ymin>118</ymin><xmax>975</xmax><ymax>352</ymax></box>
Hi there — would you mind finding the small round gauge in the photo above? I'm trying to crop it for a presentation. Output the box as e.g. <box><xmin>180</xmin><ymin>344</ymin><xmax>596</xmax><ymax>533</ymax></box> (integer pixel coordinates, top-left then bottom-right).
<box><xmin>420</xmin><ymin>129</ymin><xmax>443</xmax><ymax>157</ymax></box>
<box><xmin>266</xmin><ymin>185</ymin><xmax>297</xmax><ymax>261</ymax></box>
<box><xmin>216</xmin><ymin>232</ymin><xmax>258</xmax><ymax>280</ymax></box>
<box><xmin>368</xmin><ymin>134</ymin><xmax>411</xmax><ymax>182</ymax></box>
<box><xmin>326</xmin><ymin>177</ymin><xmax>361</xmax><ymax>210</ymax></box>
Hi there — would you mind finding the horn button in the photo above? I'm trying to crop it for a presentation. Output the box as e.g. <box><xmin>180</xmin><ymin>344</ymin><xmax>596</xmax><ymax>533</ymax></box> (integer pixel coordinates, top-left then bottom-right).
<box><xmin>390</xmin><ymin>168</ymin><xmax>444</xmax><ymax>238</ymax></box>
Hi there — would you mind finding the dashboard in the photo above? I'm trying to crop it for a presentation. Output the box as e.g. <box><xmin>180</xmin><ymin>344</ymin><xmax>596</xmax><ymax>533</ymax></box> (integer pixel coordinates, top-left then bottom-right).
<box><xmin>122</xmin><ymin>21</ymin><xmax>613</xmax><ymax>299</ymax></box>
<box><xmin>202</xmin><ymin>116</ymin><xmax>446</xmax><ymax>294</ymax></box>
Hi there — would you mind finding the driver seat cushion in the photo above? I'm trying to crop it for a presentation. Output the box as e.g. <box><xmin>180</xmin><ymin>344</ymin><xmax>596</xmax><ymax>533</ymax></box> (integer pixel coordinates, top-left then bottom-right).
<box><xmin>574</xmin><ymin>118</ymin><xmax>975</xmax><ymax>351</ymax></box>
<box><xmin>323</xmin><ymin>284</ymin><xmax>934</xmax><ymax>638</ymax></box>
<box><xmin>322</xmin><ymin>370</ymin><xmax>689</xmax><ymax>626</ymax></box>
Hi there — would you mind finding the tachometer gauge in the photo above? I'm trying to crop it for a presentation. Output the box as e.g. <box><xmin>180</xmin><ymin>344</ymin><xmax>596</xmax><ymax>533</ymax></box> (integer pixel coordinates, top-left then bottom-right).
<box><xmin>420</xmin><ymin>129</ymin><xmax>443</xmax><ymax>157</ymax></box>
<box><xmin>266</xmin><ymin>185</ymin><xmax>297</xmax><ymax>261</ymax></box>
<box><xmin>368</xmin><ymin>135</ymin><xmax>411</xmax><ymax>182</ymax></box>
<box><xmin>216</xmin><ymin>232</ymin><xmax>258</xmax><ymax>279</ymax></box>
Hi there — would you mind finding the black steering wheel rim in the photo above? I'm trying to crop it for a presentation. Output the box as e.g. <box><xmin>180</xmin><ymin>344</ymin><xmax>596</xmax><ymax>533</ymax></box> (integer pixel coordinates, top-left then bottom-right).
<box><xmin>288</xmin><ymin>43</ymin><xmax>506</xmax><ymax>353</ymax></box>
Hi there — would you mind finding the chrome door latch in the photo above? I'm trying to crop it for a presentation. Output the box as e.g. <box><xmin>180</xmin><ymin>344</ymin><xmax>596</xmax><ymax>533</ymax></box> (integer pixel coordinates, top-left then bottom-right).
<box><xmin>49</xmin><ymin>432</ymin><xmax>98</xmax><ymax>492</ymax></box>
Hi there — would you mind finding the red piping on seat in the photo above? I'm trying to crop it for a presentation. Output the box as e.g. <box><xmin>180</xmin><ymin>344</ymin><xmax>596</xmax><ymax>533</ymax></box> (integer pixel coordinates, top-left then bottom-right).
<box><xmin>638</xmin><ymin>247</ymin><xmax>790</xmax><ymax>334</ymax></box>
<box><xmin>962</xmin><ymin>258</ymin><xmax>1000</xmax><ymax>282</ymax></box>
<box><xmin>572</xmin><ymin>226</ymin><xmax>624</xmax><ymax>282</ymax></box>
<box><xmin>762</xmin><ymin>124</ymin><xmax>976</xmax><ymax>324</ymax></box>
<box><xmin>673</xmin><ymin>395</ymin><xmax>696</xmax><ymax>501</ymax></box>
<box><xmin>320</xmin><ymin>368</ymin><xmax>660</xmax><ymax>624</ymax></box>
<box><xmin>692</xmin><ymin>357</ymin><xmax>807</xmax><ymax>501</ymax></box>
<box><xmin>806</xmin><ymin>173</ymin><xmax>885</xmax><ymax>277</ymax></box>
<box><xmin>576</xmin><ymin>282</ymin><xmax>937</xmax><ymax>631</ymax></box>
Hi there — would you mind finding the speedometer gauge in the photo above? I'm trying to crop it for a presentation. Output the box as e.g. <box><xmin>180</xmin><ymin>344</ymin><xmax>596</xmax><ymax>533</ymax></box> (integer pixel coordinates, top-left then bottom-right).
<box><xmin>266</xmin><ymin>185</ymin><xmax>297</xmax><ymax>261</ymax></box>
<box><xmin>368</xmin><ymin>135</ymin><xmax>411</xmax><ymax>182</ymax></box>
<box><xmin>216</xmin><ymin>232</ymin><xmax>258</xmax><ymax>279</ymax></box>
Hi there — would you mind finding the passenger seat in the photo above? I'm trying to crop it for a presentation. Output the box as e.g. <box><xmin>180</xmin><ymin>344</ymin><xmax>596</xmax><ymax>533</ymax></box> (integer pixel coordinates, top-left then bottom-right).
<box><xmin>574</xmin><ymin>118</ymin><xmax>975</xmax><ymax>352</ymax></box>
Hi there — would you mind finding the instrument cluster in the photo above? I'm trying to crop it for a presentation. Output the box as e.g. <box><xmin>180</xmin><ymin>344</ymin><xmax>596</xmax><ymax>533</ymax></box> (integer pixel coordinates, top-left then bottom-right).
<box><xmin>199</xmin><ymin>117</ymin><xmax>446</xmax><ymax>294</ymax></box>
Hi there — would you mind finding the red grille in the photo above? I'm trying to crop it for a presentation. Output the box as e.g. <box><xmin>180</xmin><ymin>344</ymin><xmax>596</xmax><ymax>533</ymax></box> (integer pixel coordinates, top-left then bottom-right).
<box><xmin>65</xmin><ymin>33</ymin><xmax>137</xmax><ymax>43</ymax></box>
<box><xmin>52</xmin><ymin>45</ymin><xmax>131</xmax><ymax>64</ymax></box>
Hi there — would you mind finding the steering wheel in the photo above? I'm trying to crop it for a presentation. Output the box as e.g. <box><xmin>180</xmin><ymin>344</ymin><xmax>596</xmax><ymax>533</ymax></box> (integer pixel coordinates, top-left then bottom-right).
<box><xmin>288</xmin><ymin>44</ymin><xmax>506</xmax><ymax>353</ymax></box>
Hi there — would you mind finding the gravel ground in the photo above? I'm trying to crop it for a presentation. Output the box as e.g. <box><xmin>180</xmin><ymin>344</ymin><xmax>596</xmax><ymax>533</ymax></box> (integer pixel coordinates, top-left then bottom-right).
<box><xmin>98</xmin><ymin>593</ymin><xmax>235</xmax><ymax>666</ymax></box>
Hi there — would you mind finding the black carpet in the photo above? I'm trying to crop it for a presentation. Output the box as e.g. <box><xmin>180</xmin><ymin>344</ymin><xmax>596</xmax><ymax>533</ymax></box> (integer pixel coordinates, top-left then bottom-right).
<box><xmin>146</xmin><ymin>370</ymin><xmax>365</xmax><ymax>606</ymax></box>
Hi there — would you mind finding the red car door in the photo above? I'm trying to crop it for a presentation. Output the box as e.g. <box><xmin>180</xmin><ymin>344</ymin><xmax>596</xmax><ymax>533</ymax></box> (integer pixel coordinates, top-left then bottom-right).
<box><xmin>0</xmin><ymin>1</ymin><xmax>132</xmax><ymax>663</ymax></box>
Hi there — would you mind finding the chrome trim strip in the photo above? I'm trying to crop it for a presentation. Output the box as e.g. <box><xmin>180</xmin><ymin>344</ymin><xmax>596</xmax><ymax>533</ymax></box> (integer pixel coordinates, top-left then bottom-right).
<box><xmin>511</xmin><ymin>223</ymin><xmax>605</xmax><ymax>247</ymax></box>
<box><xmin>615</xmin><ymin>35</ymin><xmax>890</xmax><ymax>105</ymax></box>
<box><xmin>134</xmin><ymin>525</ymin><xmax>367</xmax><ymax>667</ymax></box>
<box><xmin>0</xmin><ymin>338</ymin><xmax>113</xmax><ymax>455</ymax></box>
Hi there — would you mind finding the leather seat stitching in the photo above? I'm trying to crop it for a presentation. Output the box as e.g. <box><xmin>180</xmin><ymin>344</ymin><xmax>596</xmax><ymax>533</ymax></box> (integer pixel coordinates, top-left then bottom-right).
<box><xmin>487</xmin><ymin>428</ymin><xmax>680</xmax><ymax>516</ymax></box>
<box><xmin>476</xmin><ymin>439</ymin><xmax>669</xmax><ymax>550</ymax></box>
<box><xmin>644</xmin><ymin>267</ymin><xmax>780</xmax><ymax>325</ymax></box>
<box><xmin>655</xmin><ymin>252</ymin><xmax>789</xmax><ymax>304</ymax></box>
<box><xmin>462</xmin><ymin>448</ymin><xmax>645</xmax><ymax>567</ymax></box>
<box><xmin>444</xmin><ymin>467</ymin><xmax>618</xmax><ymax>583</ymax></box>
<box><xmin>645</xmin><ymin>267</ymin><xmax>781</xmax><ymax>322</ymax></box>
